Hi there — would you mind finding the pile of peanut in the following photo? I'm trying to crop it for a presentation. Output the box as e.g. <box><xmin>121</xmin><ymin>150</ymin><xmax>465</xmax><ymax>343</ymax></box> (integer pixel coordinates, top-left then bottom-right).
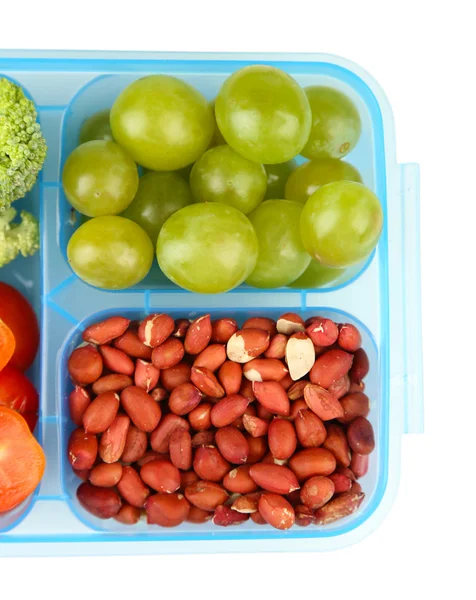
<box><xmin>67</xmin><ymin>312</ymin><xmax>374</xmax><ymax>529</ymax></box>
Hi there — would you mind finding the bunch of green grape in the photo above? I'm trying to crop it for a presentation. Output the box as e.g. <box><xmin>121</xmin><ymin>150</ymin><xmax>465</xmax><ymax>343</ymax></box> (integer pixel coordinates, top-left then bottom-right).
<box><xmin>63</xmin><ymin>67</ymin><xmax>383</xmax><ymax>293</ymax></box>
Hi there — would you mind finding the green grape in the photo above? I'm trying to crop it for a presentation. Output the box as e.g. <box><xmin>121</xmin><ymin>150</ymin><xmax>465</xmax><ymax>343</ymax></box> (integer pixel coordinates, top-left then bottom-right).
<box><xmin>190</xmin><ymin>145</ymin><xmax>267</xmax><ymax>214</ymax></box>
<box><xmin>62</xmin><ymin>140</ymin><xmax>139</xmax><ymax>217</ymax></box>
<box><xmin>157</xmin><ymin>203</ymin><xmax>258</xmax><ymax>294</ymax></box>
<box><xmin>79</xmin><ymin>109</ymin><xmax>114</xmax><ymax>144</ymax></box>
<box><xmin>246</xmin><ymin>200</ymin><xmax>311</xmax><ymax>288</ymax></box>
<box><xmin>110</xmin><ymin>75</ymin><xmax>214</xmax><ymax>171</ymax></box>
<box><xmin>264</xmin><ymin>160</ymin><xmax>297</xmax><ymax>201</ymax></box>
<box><xmin>215</xmin><ymin>65</ymin><xmax>311</xmax><ymax>164</ymax></box>
<box><xmin>208</xmin><ymin>100</ymin><xmax>226</xmax><ymax>148</ymax></box>
<box><xmin>175</xmin><ymin>163</ymin><xmax>194</xmax><ymax>181</ymax></box>
<box><xmin>122</xmin><ymin>171</ymin><xmax>193</xmax><ymax>244</ymax></box>
<box><xmin>301</xmin><ymin>87</ymin><xmax>361</xmax><ymax>160</ymax></box>
<box><xmin>67</xmin><ymin>216</ymin><xmax>154</xmax><ymax>289</ymax></box>
<box><xmin>300</xmin><ymin>181</ymin><xmax>383</xmax><ymax>268</ymax></box>
<box><xmin>285</xmin><ymin>158</ymin><xmax>362</xmax><ymax>204</ymax></box>
<box><xmin>288</xmin><ymin>260</ymin><xmax>347</xmax><ymax>288</ymax></box>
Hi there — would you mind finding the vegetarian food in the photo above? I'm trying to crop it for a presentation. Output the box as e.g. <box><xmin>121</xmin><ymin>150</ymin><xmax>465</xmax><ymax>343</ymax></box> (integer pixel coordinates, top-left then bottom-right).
<box><xmin>215</xmin><ymin>65</ymin><xmax>312</xmax><ymax>164</ymax></box>
<box><xmin>264</xmin><ymin>160</ymin><xmax>297</xmax><ymax>200</ymax></box>
<box><xmin>0</xmin><ymin>282</ymin><xmax>39</xmax><ymax>371</ymax></box>
<box><xmin>67</xmin><ymin>216</ymin><xmax>154</xmax><ymax>290</ymax></box>
<box><xmin>288</xmin><ymin>260</ymin><xmax>348</xmax><ymax>289</ymax></box>
<box><xmin>67</xmin><ymin>312</ymin><xmax>373</xmax><ymax>529</ymax></box>
<box><xmin>0</xmin><ymin>406</ymin><xmax>45</xmax><ymax>513</ymax></box>
<box><xmin>246</xmin><ymin>200</ymin><xmax>311</xmax><ymax>288</ymax></box>
<box><xmin>300</xmin><ymin>181</ymin><xmax>383</xmax><ymax>268</ymax></box>
<box><xmin>62</xmin><ymin>140</ymin><xmax>139</xmax><ymax>217</ymax></box>
<box><xmin>62</xmin><ymin>67</ymin><xmax>383</xmax><ymax>292</ymax></box>
<box><xmin>0</xmin><ymin>207</ymin><xmax>39</xmax><ymax>268</ymax></box>
<box><xmin>301</xmin><ymin>86</ymin><xmax>361</xmax><ymax>160</ymax></box>
<box><xmin>110</xmin><ymin>75</ymin><xmax>214</xmax><ymax>171</ymax></box>
<box><xmin>0</xmin><ymin>319</ymin><xmax>15</xmax><ymax>371</ymax></box>
<box><xmin>79</xmin><ymin>109</ymin><xmax>114</xmax><ymax>144</ymax></box>
<box><xmin>285</xmin><ymin>158</ymin><xmax>362</xmax><ymax>204</ymax></box>
<box><xmin>0</xmin><ymin>365</ymin><xmax>39</xmax><ymax>431</ymax></box>
<box><xmin>190</xmin><ymin>145</ymin><xmax>267</xmax><ymax>214</ymax></box>
<box><xmin>122</xmin><ymin>171</ymin><xmax>193</xmax><ymax>244</ymax></box>
<box><xmin>156</xmin><ymin>203</ymin><xmax>259</xmax><ymax>294</ymax></box>
<box><xmin>0</xmin><ymin>77</ymin><xmax>47</xmax><ymax>211</ymax></box>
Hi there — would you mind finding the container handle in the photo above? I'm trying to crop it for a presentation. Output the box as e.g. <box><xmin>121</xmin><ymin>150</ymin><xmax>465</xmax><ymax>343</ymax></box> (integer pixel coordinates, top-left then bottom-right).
<box><xmin>400</xmin><ymin>163</ymin><xmax>424</xmax><ymax>433</ymax></box>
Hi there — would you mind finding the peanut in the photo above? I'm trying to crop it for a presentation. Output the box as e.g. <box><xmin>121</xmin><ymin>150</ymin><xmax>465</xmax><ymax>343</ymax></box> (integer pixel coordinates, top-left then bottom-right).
<box><xmin>259</xmin><ymin>493</ymin><xmax>295</xmax><ymax>530</ymax></box>
<box><xmin>99</xmin><ymin>345</ymin><xmax>134</xmax><ymax>376</ymax></box>
<box><xmin>211</xmin><ymin>318</ymin><xmax>238</xmax><ymax>344</ymax></box>
<box><xmin>99</xmin><ymin>414</ymin><xmax>130</xmax><ymax>463</ymax></box>
<box><xmin>117</xmin><ymin>465</ymin><xmax>150</xmax><ymax>508</ymax></box>
<box><xmin>188</xmin><ymin>402</ymin><xmax>213</xmax><ymax>431</ymax></box>
<box><xmin>92</xmin><ymin>374</ymin><xmax>133</xmax><ymax>395</ymax></box>
<box><xmin>184</xmin><ymin>480</ymin><xmax>229</xmax><ymax>511</ymax></box>
<box><xmin>121</xmin><ymin>386</ymin><xmax>162</xmax><ymax>432</ymax></box>
<box><xmin>82</xmin><ymin>391</ymin><xmax>120</xmax><ymax>434</ymax></box>
<box><xmin>121</xmin><ymin>425</ymin><xmax>148</xmax><ymax>464</ymax></box>
<box><xmin>249</xmin><ymin>463</ymin><xmax>299</xmax><ymax>494</ymax></box>
<box><xmin>69</xmin><ymin>385</ymin><xmax>91</xmax><ymax>426</ymax></box>
<box><xmin>68</xmin><ymin>345</ymin><xmax>103</xmax><ymax>385</ymax></box>
<box><xmin>300</xmin><ymin>475</ymin><xmax>335</xmax><ymax>510</ymax></box>
<box><xmin>89</xmin><ymin>462</ymin><xmax>123</xmax><ymax>487</ymax></box>
<box><xmin>168</xmin><ymin>382</ymin><xmax>202</xmax><ymax>416</ymax></box>
<box><xmin>184</xmin><ymin>314</ymin><xmax>212</xmax><ymax>355</ymax></box>
<box><xmin>268</xmin><ymin>418</ymin><xmax>297</xmax><ymax>460</ymax></box>
<box><xmin>289</xmin><ymin>448</ymin><xmax>337</xmax><ymax>481</ymax></box>
<box><xmin>140</xmin><ymin>459</ymin><xmax>181</xmax><ymax>493</ymax></box>
<box><xmin>218</xmin><ymin>361</ymin><xmax>242</xmax><ymax>395</ymax></box>
<box><xmin>323</xmin><ymin>423</ymin><xmax>351</xmax><ymax>467</ymax></box>
<box><xmin>242</xmin><ymin>317</ymin><xmax>277</xmax><ymax>335</ymax></box>
<box><xmin>151</xmin><ymin>338</ymin><xmax>185</xmax><ymax>370</ymax></box>
<box><xmin>193</xmin><ymin>344</ymin><xmax>227</xmax><ymax>372</ymax></box>
<box><xmin>223</xmin><ymin>465</ymin><xmax>259</xmax><ymax>494</ymax></box>
<box><xmin>215</xmin><ymin>426</ymin><xmax>249</xmax><ymax>464</ymax></box>
<box><xmin>295</xmin><ymin>409</ymin><xmax>327</xmax><ymax>447</ymax></box>
<box><xmin>347</xmin><ymin>417</ymin><xmax>375</xmax><ymax>455</ymax></box>
<box><xmin>337</xmin><ymin>323</ymin><xmax>362</xmax><ymax>352</ymax></box>
<box><xmin>145</xmin><ymin>493</ymin><xmax>190</xmax><ymax>527</ymax></box>
<box><xmin>82</xmin><ymin>317</ymin><xmax>130</xmax><ymax>345</ymax></box>
<box><xmin>68</xmin><ymin>428</ymin><xmax>98</xmax><ymax>471</ymax></box>
<box><xmin>193</xmin><ymin>445</ymin><xmax>230</xmax><ymax>482</ymax></box>
<box><xmin>77</xmin><ymin>483</ymin><xmax>121</xmax><ymax>519</ymax></box>
<box><xmin>169</xmin><ymin>429</ymin><xmax>192</xmax><ymax>470</ymax></box>
<box><xmin>139</xmin><ymin>313</ymin><xmax>175</xmax><ymax>348</ymax></box>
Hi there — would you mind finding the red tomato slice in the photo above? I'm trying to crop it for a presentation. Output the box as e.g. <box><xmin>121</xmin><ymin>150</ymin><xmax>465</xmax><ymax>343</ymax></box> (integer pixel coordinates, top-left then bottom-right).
<box><xmin>0</xmin><ymin>282</ymin><xmax>39</xmax><ymax>372</ymax></box>
<box><xmin>0</xmin><ymin>365</ymin><xmax>39</xmax><ymax>431</ymax></box>
<box><xmin>0</xmin><ymin>406</ymin><xmax>45</xmax><ymax>513</ymax></box>
<box><xmin>0</xmin><ymin>319</ymin><xmax>15</xmax><ymax>371</ymax></box>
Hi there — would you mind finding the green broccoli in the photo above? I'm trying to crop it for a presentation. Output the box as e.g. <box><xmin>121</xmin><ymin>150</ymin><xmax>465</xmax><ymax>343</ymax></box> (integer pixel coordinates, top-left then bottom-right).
<box><xmin>1</xmin><ymin>77</ymin><xmax>47</xmax><ymax>211</ymax></box>
<box><xmin>0</xmin><ymin>206</ymin><xmax>39</xmax><ymax>267</ymax></box>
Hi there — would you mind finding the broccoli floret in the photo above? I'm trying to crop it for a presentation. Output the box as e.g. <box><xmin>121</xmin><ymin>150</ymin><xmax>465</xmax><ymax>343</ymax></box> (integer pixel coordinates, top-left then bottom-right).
<box><xmin>1</xmin><ymin>77</ymin><xmax>47</xmax><ymax>211</ymax></box>
<box><xmin>0</xmin><ymin>206</ymin><xmax>39</xmax><ymax>267</ymax></box>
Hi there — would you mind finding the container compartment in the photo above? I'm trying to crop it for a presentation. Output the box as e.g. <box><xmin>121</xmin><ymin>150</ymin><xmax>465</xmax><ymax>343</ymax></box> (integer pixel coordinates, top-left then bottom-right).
<box><xmin>0</xmin><ymin>51</ymin><xmax>422</xmax><ymax>556</ymax></box>
<box><xmin>59</xmin><ymin>306</ymin><xmax>382</xmax><ymax>536</ymax></box>
<box><xmin>57</xmin><ymin>63</ymin><xmax>385</xmax><ymax>292</ymax></box>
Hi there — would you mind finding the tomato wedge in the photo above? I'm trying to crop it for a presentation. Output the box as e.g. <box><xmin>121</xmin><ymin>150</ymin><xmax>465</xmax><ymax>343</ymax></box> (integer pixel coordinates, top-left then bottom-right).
<box><xmin>0</xmin><ymin>282</ymin><xmax>39</xmax><ymax>372</ymax></box>
<box><xmin>0</xmin><ymin>406</ymin><xmax>45</xmax><ymax>513</ymax></box>
<box><xmin>0</xmin><ymin>319</ymin><xmax>15</xmax><ymax>371</ymax></box>
<box><xmin>0</xmin><ymin>365</ymin><xmax>39</xmax><ymax>431</ymax></box>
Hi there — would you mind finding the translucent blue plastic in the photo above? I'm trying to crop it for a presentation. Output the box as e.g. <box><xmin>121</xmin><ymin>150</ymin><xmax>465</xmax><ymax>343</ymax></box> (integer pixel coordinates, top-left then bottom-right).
<box><xmin>0</xmin><ymin>51</ymin><xmax>422</xmax><ymax>556</ymax></box>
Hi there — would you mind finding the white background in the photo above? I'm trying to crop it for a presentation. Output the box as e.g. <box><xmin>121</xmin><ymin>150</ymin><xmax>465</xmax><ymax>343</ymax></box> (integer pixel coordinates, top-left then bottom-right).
<box><xmin>2</xmin><ymin>1</ymin><xmax>475</xmax><ymax>597</ymax></box>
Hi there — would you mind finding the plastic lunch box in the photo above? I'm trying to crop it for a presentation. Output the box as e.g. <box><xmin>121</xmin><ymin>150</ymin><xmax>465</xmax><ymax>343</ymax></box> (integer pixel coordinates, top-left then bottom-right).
<box><xmin>0</xmin><ymin>50</ymin><xmax>423</xmax><ymax>557</ymax></box>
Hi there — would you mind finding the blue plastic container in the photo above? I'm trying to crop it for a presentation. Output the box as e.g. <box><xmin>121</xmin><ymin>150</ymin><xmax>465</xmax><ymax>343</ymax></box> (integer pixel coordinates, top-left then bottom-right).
<box><xmin>0</xmin><ymin>50</ymin><xmax>422</xmax><ymax>556</ymax></box>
